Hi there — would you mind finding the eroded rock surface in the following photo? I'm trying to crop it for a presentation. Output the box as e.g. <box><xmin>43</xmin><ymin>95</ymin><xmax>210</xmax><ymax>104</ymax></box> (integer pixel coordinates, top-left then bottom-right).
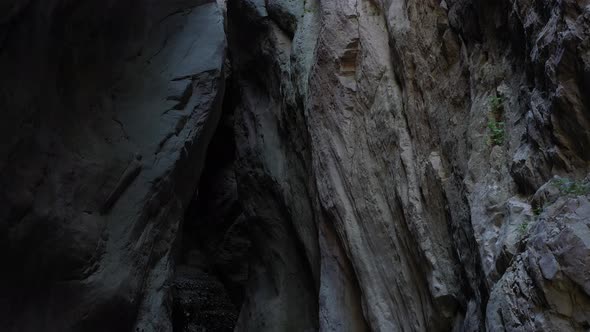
<box><xmin>225</xmin><ymin>0</ymin><xmax>590</xmax><ymax>331</ymax></box>
<box><xmin>1</xmin><ymin>0</ymin><xmax>590</xmax><ymax>331</ymax></box>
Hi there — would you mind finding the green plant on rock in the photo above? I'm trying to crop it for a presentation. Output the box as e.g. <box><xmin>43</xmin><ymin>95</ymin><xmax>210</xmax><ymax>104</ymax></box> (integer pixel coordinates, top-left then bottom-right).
<box><xmin>552</xmin><ymin>178</ymin><xmax>590</xmax><ymax>196</ymax></box>
<box><xmin>517</xmin><ymin>221</ymin><xmax>529</xmax><ymax>237</ymax></box>
<box><xmin>533</xmin><ymin>204</ymin><xmax>543</xmax><ymax>216</ymax></box>
<box><xmin>488</xmin><ymin>119</ymin><xmax>505</xmax><ymax>146</ymax></box>
<box><xmin>487</xmin><ymin>95</ymin><xmax>505</xmax><ymax>146</ymax></box>
<box><xmin>489</xmin><ymin>95</ymin><xmax>504</xmax><ymax>115</ymax></box>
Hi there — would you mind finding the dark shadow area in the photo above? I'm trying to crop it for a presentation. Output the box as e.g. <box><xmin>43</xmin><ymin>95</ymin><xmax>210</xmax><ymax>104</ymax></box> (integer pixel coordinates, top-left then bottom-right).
<box><xmin>172</xmin><ymin>79</ymin><xmax>250</xmax><ymax>332</ymax></box>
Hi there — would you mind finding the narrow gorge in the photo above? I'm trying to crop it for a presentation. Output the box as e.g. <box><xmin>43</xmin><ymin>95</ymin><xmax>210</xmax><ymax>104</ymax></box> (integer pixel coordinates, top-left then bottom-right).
<box><xmin>1</xmin><ymin>0</ymin><xmax>589</xmax><ymax>331</ymax></box>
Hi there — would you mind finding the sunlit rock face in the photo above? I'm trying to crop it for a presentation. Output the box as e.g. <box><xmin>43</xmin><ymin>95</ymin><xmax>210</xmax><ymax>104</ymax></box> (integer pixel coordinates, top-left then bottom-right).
<box><xmin>1</xmin><ymin>0</ymin><xmax>590</xmax><ymax>331</ymax></box>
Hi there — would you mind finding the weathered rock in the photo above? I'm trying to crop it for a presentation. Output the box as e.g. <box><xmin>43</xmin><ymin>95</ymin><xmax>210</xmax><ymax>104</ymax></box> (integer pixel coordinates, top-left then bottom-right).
<box><xmin>225</xmin><ymin>0</ymin><xmax>590</xmax><ymax>331</ymax></box>
<box><xmin>487</xmin><ymin>194</ymin><xmax>590</xmax><ymax>331</ymax></box>
<box><xmin>2</xmin><ymin>0</ymin><xmax>590</xmax><ymax>331</ymax></box>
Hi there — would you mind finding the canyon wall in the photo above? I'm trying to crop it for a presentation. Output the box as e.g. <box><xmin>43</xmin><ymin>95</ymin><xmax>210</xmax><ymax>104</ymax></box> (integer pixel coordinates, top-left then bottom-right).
<box><xmin>227</xmin><ymin>0</ymin><xmax>590</xmax><ymax>331</ymax></box>
<box><xmin>1</xmin><ymin>0</ymin><xmax>589</xmax><ymax>331</ymax></box>
<box><xmin>1</xmin><ymin>1</ymin><xmax>227</xmax><ymax>330</ymax></box>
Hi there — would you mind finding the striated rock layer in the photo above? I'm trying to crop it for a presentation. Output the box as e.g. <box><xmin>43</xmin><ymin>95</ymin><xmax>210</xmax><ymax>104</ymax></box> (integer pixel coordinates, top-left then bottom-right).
<box><xmin>226</xmin><ymin>0</ymin><xmax>590</xmax><ymax>331</ymax></box>
<box><xmin>1</xmin><ymin>0</ymin><xmax>589</xmax><ymax>331</ymax></box>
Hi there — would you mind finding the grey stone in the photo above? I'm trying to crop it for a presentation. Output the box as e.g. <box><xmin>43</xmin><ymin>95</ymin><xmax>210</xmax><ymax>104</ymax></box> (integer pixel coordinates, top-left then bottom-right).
<box><xmin>539</xmin><ymin>253</ymin><xmax>559</xmax><ymax>280</ymax></box>
<box><xmin>2</xmin><ymin>0</ymin><xmax>590</xmax><ymax>331</ymax></box>
<box><xmin>0</xmin><ymin>1</ymin><xmax>227</xmax><ymax>330</ymax></box>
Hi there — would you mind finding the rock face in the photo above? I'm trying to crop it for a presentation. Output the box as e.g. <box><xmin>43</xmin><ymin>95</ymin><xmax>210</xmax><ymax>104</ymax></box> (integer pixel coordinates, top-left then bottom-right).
<box><xmin>0</xmin><ymin>0</ymin><xmax>227</xmax><ymax>331</ymax></box>
<box><xmin>225</xmin><ymin>0</ymin><xmax>590</xmax><ymax>331</ymax></box>
<box><xmin>1</xmin><ymin>0</ymin><xmax>590</xmax><ymax>331</ymax></box>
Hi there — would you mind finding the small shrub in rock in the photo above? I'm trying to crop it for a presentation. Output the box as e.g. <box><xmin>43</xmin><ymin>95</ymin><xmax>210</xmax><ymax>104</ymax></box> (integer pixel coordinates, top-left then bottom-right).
<box><xmin>552</xmin><ymin>178</ymin><xmax>590</xmax><ymax>196</ymax></box>
<box><xmin>488</xmin><ymin>120</ymin><xmax>505</xmax><ymax>146</ymax></box>
<box><xmin>489</xmin><ymin>95</ymin><xmax>504</xmax><ymax>115</ymax></box>
<box><xmin>517</xmin><ymin>221</ymin><xmax>529</xmax><ymax>237</ymax></box>
<box><xmin>487</xmin><ymin>95</ymin><xmax>505</xmax><ymax>146</ymax></box>
<box><xmin>533</xmin><ymin>205</ymin><xmax>543</xmax><ymax>216</ymax></box>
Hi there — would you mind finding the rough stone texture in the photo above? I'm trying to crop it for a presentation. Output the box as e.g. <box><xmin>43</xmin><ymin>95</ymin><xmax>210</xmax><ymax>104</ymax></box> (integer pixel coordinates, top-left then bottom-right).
<box><xmin>1</xmin><ymin>0</ymin><xmax>590</xmax><ymax>331</ymax></box>
<box><xmin>487</xmin><ymin>193</ymin><xmax>590</xmax><ymax>331</ymax></box>
<box><xmin>172</xmin><ymin>255</ymin><xmax>238</xmax><ymax>332</ymax></box>
<box><xmin>226</xmin><ymin>0</ymin><xmax>590</xmax><ymax>331</ymax></box>
<box><xmin>0</xmin><ymin>1</ymin><xmax>226</xmax><ymax>330</ymax></box>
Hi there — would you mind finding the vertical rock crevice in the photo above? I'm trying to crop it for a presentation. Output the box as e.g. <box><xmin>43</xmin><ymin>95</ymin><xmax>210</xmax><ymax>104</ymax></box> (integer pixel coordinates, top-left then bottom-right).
<box><xmin>172</xmin><ymin>76</ymin><xmax>247</xmax><ymax>331</ymax></box>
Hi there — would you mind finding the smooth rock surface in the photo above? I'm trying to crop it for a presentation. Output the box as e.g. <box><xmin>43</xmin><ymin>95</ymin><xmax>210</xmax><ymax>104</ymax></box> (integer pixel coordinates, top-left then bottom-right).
<box><xmin>0</xmin><ymin>1</ymin><xmax>227</xmax><ymax>330</ymax></box>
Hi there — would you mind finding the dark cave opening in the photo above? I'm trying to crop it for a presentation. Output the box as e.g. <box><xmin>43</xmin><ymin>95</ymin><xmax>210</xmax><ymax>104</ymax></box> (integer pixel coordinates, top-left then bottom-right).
<box><xmin>172</xmin><ymin>80</ymin><xmax>250</xmax><ymax>332</ymax></box>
